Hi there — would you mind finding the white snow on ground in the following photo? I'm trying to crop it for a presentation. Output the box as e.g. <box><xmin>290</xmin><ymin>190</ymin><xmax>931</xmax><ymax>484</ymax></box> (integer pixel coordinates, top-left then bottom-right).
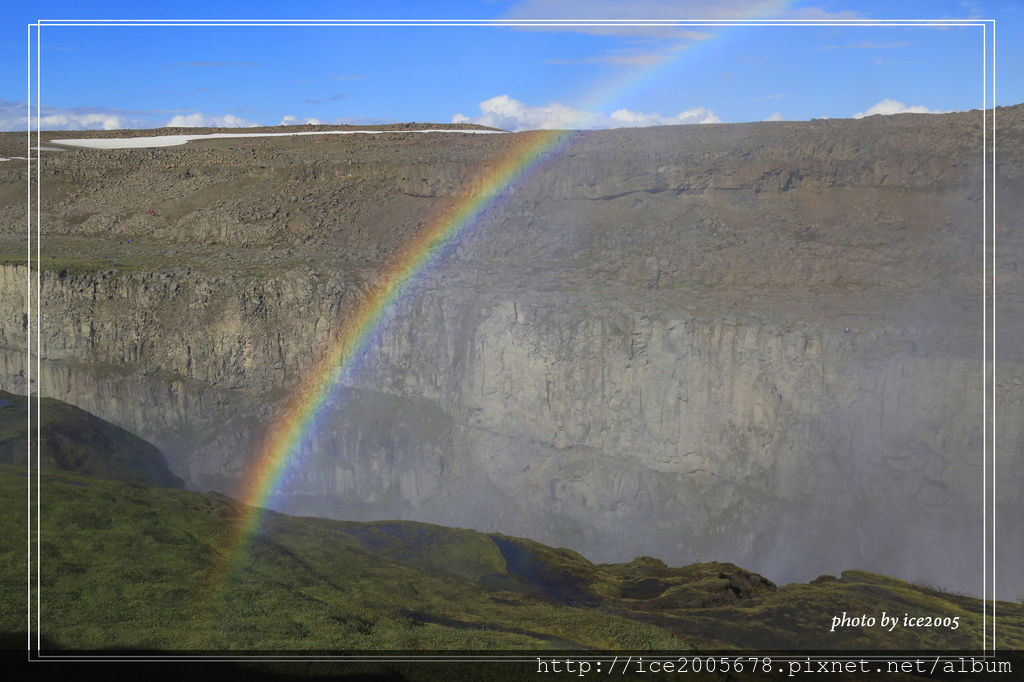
<box><xmin>0</xmin><ymin>156</ymin><xmax>29</xmax><ymax>162</ymax></box>
<box><xmin>50</xmin><ymin>128</ymin><xmax>506</xmax><ymax>150</ymax></box>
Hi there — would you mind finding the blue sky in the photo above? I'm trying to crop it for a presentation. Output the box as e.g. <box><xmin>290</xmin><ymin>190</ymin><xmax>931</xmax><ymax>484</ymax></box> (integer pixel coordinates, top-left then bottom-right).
<box><xmin>1</xmin><ymin>1</ymin><xmax>1018</xmax><ymax>131</ymax></box>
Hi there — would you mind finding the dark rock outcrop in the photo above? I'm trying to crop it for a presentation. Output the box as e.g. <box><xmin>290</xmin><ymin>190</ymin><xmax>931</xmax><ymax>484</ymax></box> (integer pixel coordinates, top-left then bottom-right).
<box><xmin>0</xmin><ymin>389</ymin><xmax>184</xmax><ymax>488</ymax></box>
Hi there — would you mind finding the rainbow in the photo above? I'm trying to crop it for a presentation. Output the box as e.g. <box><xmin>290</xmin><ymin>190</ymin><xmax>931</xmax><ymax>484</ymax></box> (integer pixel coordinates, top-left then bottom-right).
<box><xmin>214</xmin><ymin>10</ymin><xmax>795</xmax><ymax>590</ymax></box>
<box><xmin>215</xmin><ymin>127</ymin><xmax>575</xmax><ymax>582</ymax></box>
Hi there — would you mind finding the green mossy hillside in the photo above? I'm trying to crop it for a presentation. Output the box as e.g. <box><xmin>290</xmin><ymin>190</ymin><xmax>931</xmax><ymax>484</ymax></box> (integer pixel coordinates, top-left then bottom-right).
<box><xmin>3</xmin><ymin>464</ymin><xmax>1021</xmax><ymax>652</ymax></box>
<box><xmin>0</xmin><ymin>466</ymin><xmax>682</xmax><ymax>650</ymax></box>
<box><xmin>0</xmin><ymin>390</ymin><xmax>183</xmax><ymax>488</ymax></box>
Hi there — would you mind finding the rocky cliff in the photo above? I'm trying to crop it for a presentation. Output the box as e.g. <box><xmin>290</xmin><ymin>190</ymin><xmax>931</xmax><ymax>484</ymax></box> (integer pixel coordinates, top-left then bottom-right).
<box><xmin>1</xmin><ymin>109</ymin><xmax>1020</xmax><ymax>598</ymax></box>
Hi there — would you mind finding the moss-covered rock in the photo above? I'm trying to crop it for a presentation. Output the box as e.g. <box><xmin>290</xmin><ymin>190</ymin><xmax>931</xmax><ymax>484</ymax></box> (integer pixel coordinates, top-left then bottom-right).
<box><xmin>0</xmin><ymin>390</ymin><xmax>183</xmax><ymax>488</ymax></box>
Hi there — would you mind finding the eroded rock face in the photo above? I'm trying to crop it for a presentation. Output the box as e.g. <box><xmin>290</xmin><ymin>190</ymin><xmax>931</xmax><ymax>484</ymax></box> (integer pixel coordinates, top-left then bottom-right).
<box><xmin>1</xmin><ymin>109</ymin><xmax>1021</xmax><ymax>598</ymax></box>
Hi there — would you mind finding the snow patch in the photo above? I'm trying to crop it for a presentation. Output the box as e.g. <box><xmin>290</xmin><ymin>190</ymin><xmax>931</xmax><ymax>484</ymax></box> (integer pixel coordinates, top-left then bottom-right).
<box><xmin>51</xmin><ymin>128</ymin><xmax>506</xmax><ymax>150</ymax></box>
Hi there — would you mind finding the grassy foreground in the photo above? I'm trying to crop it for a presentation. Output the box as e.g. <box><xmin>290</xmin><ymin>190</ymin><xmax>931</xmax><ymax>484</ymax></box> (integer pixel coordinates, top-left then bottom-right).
<box><xmin>2</xmin><ymin>462</ymin><xmax>1021</xmax><ymax>652</ymax></box>
<box><xmin>2</xmin><ymin>390</ymin><xmax>1020</xmax><ymax>654</ymax></box>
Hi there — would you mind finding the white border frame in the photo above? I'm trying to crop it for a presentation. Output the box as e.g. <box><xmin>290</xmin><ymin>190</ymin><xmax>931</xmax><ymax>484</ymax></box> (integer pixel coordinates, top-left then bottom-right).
<box><xmin>24</xmin><ymin>16</ymin><xmax>998</xmax><ymax>664</ymax></box>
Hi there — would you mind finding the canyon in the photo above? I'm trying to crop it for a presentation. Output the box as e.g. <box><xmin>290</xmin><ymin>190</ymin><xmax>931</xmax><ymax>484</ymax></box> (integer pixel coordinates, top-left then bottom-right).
<box><xmin>1</xmin><ymin>110</ymin><xmax>1020</xmax><ymax>599</ymax></box>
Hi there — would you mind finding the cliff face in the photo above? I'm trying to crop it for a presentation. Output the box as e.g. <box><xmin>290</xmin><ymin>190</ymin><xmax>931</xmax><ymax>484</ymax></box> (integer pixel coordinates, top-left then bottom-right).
<box><xmin>1</xmin><ymin>108</ymin><xmax>1021</xmax><ymax>597</ymax></box>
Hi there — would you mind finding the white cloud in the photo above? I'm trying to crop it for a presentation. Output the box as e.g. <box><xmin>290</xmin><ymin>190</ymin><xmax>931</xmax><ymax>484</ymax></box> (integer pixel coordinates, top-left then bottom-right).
<box><xmin>220</xmin><ymin>114</ymin><xmax>257</xmax><ymax>127</ymax></box>
<box><xmin>41</xmin><ymin>113</ymin><xmax>126</xmax><ymax>130</ymax></box>
<box><xmin>0</xmin><ymin>101</ymin><xmax>266</xmax><ymax>133</ymax></box>
<box><xmin>165</xmin><ymin>112</ymin><xmax>260</xmax><ymax>128</ymax></box>
<box><xmin>609</xmin><ymin>107</ymin><xmax>720</xmax><ymax>126</ymax></box>
<box><xmin>763</xmin><ymin>112</ymin><xmax>783</xmax><ymax>121</ymax></box>
<box><xmin>278</xmin><ymin>115</ymin><xmax>323</xmax><ymax>126</ymax></box>
<box><xmin>0</xmin><ymin>99</ymin><xmax>143</xmax><ymax>131</ymax></box>
<box><xmin>453</xmin><ymin>95</ymin><xmax>597</xmax><ymax>131</ymax></box>
<box><xmin>852</xmin><ymin>99</ymin><xmax>945</xmax><ymax>119</ymax></box>
<box><xmin>453</xmin><ymin>95</ymin><xmax>719</xmax><ymax>131</ymax></box>
<box><xmin>165</xmin><ymin>113</ymin><xmax>205</xmax><ymax>127</ymax></box>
